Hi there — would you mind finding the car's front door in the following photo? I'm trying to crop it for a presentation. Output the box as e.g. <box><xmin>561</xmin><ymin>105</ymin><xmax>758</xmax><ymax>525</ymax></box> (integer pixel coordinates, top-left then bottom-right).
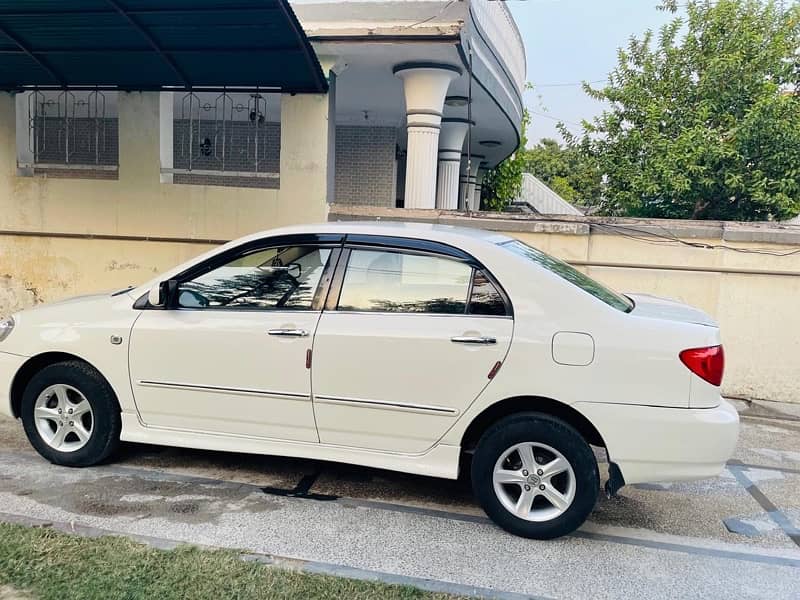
<box><xmin>129</xmin><ymin>239</ymin><xmax>340</xmax><ymax>442</ymax></box>
<box><xmin>311</xmin><ymin>241</ymin><xmax>513</xmax><ymax>454</ymax></box>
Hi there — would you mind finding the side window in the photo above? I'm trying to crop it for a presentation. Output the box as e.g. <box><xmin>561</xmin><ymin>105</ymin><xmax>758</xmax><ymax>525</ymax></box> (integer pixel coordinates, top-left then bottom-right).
<box><xmin>337</xmin><ymin>249</ymin><xmax>471</xmax><ymax>314</ymax></box>
<box><xmin>178</xmin><ymin>246</ymin><xmax>331</xmax><ymax>310</ymax></box>
<box><xmin>468</xmin><ymin>271</ymin><xmax>508</xmax><ymax>316</ymax></box>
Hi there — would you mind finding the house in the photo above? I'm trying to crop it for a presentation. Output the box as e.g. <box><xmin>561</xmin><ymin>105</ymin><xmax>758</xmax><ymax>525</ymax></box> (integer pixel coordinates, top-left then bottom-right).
<box><xmin>0</xmin><ymin>0</ymin><xmax>525</xmax><ymax>312</ymax></box>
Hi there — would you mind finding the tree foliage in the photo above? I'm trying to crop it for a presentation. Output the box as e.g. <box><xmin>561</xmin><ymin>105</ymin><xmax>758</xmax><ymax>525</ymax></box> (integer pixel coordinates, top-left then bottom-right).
<box><xmin>565</xmin><ymin>0</ymin><xmax>800</xmax><ymax>220</ymax></box>
<box><xmin>481</xmin><ymin>110</ymin><xmax>530</xmax><ymax>211</ymax></box>
<box><xmin>523</xmin><ymin>138</ymin><xmax>603</xmax><ymax>205</ymax></box>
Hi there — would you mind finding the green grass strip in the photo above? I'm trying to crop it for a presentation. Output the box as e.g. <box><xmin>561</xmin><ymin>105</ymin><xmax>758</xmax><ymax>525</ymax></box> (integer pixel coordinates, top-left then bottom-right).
<box><xmin>0</xmin><ymin>523</ymin><xmax>462</xmax><ymax>600</ymax></box>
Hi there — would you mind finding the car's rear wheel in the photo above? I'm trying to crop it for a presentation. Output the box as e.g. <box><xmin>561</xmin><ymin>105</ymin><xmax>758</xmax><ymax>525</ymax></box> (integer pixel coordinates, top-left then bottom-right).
<box><xmin>21</xmin><ymin>361</ymin><xmax>121</xmax><ymax>467</ymax></box>
<box><xmin>471</xmin><ymin>412</ymin><xmax>599</xmax><ymax>539</ymax></box>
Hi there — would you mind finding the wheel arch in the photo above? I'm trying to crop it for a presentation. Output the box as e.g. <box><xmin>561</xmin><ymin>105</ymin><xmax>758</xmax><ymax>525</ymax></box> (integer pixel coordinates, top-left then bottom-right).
<box><xmin>460</xmin><ymin>396</ymin><xmax>606</xmax><ymax>453</ymax></box>
<box><xmin>10</xmin><ymin>352</ymin><xmax>106</xmax><ymax>418</ymax></box>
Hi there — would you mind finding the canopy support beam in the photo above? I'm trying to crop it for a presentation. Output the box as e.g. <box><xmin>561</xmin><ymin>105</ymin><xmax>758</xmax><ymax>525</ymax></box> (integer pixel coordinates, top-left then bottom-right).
<box><xmin>0</xmin><ymin>20</ymin><xmax>65</xmax><ymax>87</ymax></box>
<box><xmin>105</xmin><ymin>0</ymin><xmax>191</xmax><ymax>88</ymax></box>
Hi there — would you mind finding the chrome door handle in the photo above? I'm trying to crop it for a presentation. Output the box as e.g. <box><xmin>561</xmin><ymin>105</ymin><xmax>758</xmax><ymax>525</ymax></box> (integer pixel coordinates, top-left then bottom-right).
<box><xmin>268</xmin><ymin>328</ymin><xmax>309</xmax><ymax>337</ymax></box>
<box><xmin>451</xmin><ymin>336</ymin><xmax>497</xmax><ymax>345</ymax></box>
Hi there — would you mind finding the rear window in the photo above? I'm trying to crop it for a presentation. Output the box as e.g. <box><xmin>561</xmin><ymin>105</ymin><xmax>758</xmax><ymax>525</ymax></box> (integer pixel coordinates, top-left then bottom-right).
<box><xmin>500</xmin><ymin>239</ymin><xmax>634</xmax><ymax>313</ymax></box>
<box><xmin>469</xmin><ymin>271</ymin><xmax>507</xmax><ymax>316</ymax></box>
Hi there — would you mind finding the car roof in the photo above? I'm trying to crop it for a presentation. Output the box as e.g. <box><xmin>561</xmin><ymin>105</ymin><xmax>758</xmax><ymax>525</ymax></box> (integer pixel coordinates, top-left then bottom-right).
<box><xmin>249</xmin><ymin>220</ymin><xmax>513</xmax><ymax>247</ymax></box>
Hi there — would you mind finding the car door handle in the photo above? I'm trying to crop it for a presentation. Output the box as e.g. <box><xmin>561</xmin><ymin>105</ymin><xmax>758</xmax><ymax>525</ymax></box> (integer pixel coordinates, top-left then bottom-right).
<box><xmin>451</xmin><ymin>336</ymin><xmax>497</xmax><ymax>345</ymax></box>
<box><xmin>268</xmin><ymin>328</ymin><xmax>309</xmax><ymax>337</ymax></box>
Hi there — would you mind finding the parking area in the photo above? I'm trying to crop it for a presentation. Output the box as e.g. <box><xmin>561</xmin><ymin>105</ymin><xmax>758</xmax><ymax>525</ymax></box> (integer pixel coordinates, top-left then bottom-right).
<box><xmin>1</xmin><ymin>400</ymin><xmax>799</xmax><ymax>599</ymax></box>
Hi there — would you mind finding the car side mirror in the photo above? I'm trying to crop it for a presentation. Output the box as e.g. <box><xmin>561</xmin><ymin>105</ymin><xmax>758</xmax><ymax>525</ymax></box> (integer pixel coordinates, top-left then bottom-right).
<box><xmin>148</xmin><ymin>280</ymin><xmax>178</xmax><ymax>308</ymax></box>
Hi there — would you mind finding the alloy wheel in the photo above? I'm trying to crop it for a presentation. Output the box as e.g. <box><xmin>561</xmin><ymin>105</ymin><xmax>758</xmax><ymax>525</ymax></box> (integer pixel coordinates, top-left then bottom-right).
<box><xmin>492</xmin><ymin>441</ymin><xmax>577</xmax><ymax>522</ymax></box>
<box><xmin>33</xmin><ymin>384</ymin><xmax>94</xmax><ymax>453</ymax></box>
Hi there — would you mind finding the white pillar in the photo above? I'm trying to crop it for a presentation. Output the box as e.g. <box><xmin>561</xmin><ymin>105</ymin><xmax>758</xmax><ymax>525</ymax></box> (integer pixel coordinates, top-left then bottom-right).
<box><xmin>473</xmin><ymin>166</ymin><xmax>486</xmax><ymax>211</ymax></box>
<box><xmin>394</xmin><ymin>64</ymin><xmax>460</xmax><ymax>209</ymax></box>
<box><xmin>14</xmin><ymin>92</ymin><xmax>33</xmax><ymax>175</ymax></box>
<box><xmin>435</xmin><ymin>118</ymin><xmax>470</xmax><ymax>210</ymax></box>
<box><xmin>281</xmin><ymin>86</ymin><xmax>336</xmax><ymax>211</ymax></box>
<box><xmin>0</xmin><ymin>93</ymin><xmax>16</xmax><ymax>179</ymax></box>
<box><xmin>159</xmin><ymin>92</ymin><xmax>174</xmax><ymax>183</ymax></box>
<box><xmin>118</xmin><ymin>92</ymin><xmax>162</xmax><ymax>185</ymax></box>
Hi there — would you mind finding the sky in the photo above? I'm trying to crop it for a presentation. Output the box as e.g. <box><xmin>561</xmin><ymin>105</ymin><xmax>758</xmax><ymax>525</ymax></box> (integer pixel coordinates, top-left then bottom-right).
<box><xmin>508</xmin><ymin>0</ymin><xmax>676</xmax><ymax>145</ymax></box>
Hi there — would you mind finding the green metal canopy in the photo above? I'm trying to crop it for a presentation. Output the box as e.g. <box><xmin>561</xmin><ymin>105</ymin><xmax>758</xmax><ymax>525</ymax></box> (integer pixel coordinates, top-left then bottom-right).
<box><xmin>0</xmin><ymin>0</ymin><xmax>327</xmax><ymax>93</ymax></box>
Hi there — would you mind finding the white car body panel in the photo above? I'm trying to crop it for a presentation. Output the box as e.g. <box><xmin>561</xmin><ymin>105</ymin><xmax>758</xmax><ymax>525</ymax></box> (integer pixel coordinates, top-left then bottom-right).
<box><xmin>0</xmin><ymin>294</ymin><xmax>141</xmax><ymax>415</ymax></box>
<box><xmin>311</xmin><ymin>312</ymin><xmax>513</xmax><ymax>453</ymax></box>
<box><xmin>128</xmin><ymin>309</ymin><xmax>321</xmax><ymax>442</ymax></box>
<box><xmin>626</xmin><ymin>293</ymin><xmax>718</xmax><ymax>327</ymax></box>
<box><xmin>574</xmin><ymin>400</ymin><xmax>739</xmax><ymax>484</ymax></box>
<box><xmin>118</xmin><ymin>411</ymin><xmax>463</xmax><ymax>479</ymax></box>
<box><xmin>0</xmin><ymin>221</ymin><xmax>738</xmax><ymax>485</ymax></box>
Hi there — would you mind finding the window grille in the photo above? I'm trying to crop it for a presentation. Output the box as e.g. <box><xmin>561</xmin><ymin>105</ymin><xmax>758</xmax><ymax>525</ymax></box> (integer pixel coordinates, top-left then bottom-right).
<box><xmin>25</xmin><ymin>90</ymin><xmax>118</xmax><ymax>177</ymax></box>
<box><xmin>171</xmin><ymin>91</ymin><xmax>280</xmax><ymax>189</ymax></box>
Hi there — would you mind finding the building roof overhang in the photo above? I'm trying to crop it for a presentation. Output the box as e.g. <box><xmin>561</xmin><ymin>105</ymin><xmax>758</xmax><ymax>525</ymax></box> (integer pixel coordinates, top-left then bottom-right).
<box><xmin>0</xmin><ymin>0</ymin><xmax>327</xmax><ymax>93</ymax></box>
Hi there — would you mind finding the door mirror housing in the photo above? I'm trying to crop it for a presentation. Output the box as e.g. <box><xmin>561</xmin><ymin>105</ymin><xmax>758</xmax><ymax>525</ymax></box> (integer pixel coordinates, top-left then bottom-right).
<box><xmin>148</xmin><ymin>280</ymin><xmax>178</xmax><ymax>308</ymax></box>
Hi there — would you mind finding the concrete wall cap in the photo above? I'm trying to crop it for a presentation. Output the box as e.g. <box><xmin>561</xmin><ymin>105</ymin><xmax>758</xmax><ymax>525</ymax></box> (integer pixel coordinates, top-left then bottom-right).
<box><xmin>328</xmin><ymin>205</ymin><xmax>800</xmax><ymax>246</ymax></box>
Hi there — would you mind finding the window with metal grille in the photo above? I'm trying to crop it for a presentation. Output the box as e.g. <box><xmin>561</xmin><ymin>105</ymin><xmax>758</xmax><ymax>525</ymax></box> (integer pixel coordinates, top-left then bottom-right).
<box><xmin>20</xmin><ymin>90</ymin><xmax>119</xmax><ymax>180</ymax></box>
<box><xmin>169</xmin><ymin>91</ymin><xmax>280</xmax><ymax>189</ymax></box>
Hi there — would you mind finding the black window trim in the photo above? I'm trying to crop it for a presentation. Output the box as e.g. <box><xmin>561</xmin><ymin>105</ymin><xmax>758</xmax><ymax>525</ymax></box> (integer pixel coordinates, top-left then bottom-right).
<box><xmin>343</xmin><ymin>234</ymin><xmax>475</xmax><ymax>262</ymax></box>
<box><xmin>465</xmin><ymin>268</ymin><xmax>476</xmax><ymax>313</ymax></box>
<box><xmin>466</xmin><ymin>269</ymin><xmax>508</xmax><ymax>317</ymax></box>
<box><xmin>326</xmin><ymin>235</ymin><xmax>513</xmax><ymax>318</ymax></box>
<box><xmin>133</xmin><ymin>232</ymin><xmax>514</xmax><ymax>318</ymax></box>
<box><xmin>134</xmin><ymin>233</ymin><xmax>345</xmax><ymax>311</ymax></box>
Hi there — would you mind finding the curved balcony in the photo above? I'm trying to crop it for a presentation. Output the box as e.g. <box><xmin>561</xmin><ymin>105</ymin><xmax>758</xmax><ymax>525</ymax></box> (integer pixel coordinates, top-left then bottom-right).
<box><xmin>469</xmin><ymin>0</ymin><xmax>527</xmax><ymax>97</ymax></box>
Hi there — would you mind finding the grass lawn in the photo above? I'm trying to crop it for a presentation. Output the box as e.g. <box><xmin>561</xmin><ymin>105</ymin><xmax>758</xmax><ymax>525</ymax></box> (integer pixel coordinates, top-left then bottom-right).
<box><xmin>0</xmin><ymin>523</ymin><xmax>463</xmax><ymax>600</ymax></box>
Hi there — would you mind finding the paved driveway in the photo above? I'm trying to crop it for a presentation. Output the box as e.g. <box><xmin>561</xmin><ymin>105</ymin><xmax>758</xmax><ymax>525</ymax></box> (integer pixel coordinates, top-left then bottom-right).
<box><xmin>1</xmin><ymin>400</ymin><xmax>799</xmax><ymax>599</ymax></box>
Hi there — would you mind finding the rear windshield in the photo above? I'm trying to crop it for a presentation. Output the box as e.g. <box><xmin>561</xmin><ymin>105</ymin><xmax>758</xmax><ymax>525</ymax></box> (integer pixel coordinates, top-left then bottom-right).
<box><xmin>499</xmin><ymin>239</ymin><xmax>634</xmax><ymax>313</ymax></box>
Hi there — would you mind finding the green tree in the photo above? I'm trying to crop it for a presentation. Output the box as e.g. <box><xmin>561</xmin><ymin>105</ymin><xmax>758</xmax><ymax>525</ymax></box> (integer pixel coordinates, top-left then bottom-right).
<box><xmin>524</xmin><ymin>138</ymin><xmax>603</xmax><ymax>204</ymax></box>
<box><xmin>565</xmin><ymin>0</ymin><xmax>800</xmax><ymax>220</ymax></box>
<box><xmin>481</xmin><ymin>111</ymin><xmax>530</xmax><ymax>211</ymax></box>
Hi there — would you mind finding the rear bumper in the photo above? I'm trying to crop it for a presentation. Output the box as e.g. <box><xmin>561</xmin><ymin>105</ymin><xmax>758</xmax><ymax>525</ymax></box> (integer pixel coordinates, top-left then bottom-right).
<box><xmin>575</xmin><ymin>399</ymin><xmax>739</xmax><ymax>485</ymax></box>
<box><xmin>0</xmin><ymin>351</ymin><xmax>26</xmax><ymax>419</ymax></box>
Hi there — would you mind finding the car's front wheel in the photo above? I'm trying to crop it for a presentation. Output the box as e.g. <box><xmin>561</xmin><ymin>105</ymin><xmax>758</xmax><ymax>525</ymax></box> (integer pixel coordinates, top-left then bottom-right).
<box><xmin>21</xmin><ymin>361</ymin><xmax>121</xmax><ymax>467</ymax></box>
<box><xmin>471</xmin><ymin>412</ymin><xmax>599</xmax><ymax>539</ymax></box>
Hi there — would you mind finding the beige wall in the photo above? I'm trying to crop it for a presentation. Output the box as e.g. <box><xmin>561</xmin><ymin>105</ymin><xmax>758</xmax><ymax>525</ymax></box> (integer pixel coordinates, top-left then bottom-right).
<box><xmin>0</xmin><ymin>90</ymin><xmax>332</xmax><ymax>312</ymax></box>
<box><xmin>5</xmin><ymin>222</ymin><xmax>795</xmax><ymax>404</ymax></box>
<box><xmin>0</xmin><ymin>234</ymin><xmax>217</xmax><ymax>311</ymax></box>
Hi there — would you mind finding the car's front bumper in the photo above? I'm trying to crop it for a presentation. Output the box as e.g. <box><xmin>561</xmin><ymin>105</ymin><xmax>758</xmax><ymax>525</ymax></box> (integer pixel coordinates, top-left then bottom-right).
<box><xmin>0</xmin><ymin>351</ymin><xmax>26</xmax><ymax>419</ymax></box>
<box><xmin>575</xmin><ymin>399</ymin><xmax>739</xmax><ymax>485</ymax></box>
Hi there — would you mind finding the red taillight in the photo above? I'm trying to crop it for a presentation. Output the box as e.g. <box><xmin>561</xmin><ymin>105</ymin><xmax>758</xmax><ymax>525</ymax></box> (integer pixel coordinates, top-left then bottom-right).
<box><xmin>679</xmin><ymin>345</ymin><xmax>724</xmax><ymax>386</ymax></box>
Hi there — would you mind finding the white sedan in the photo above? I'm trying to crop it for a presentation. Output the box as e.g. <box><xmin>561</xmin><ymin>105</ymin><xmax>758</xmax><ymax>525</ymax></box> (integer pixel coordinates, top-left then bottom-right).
<box><xmin>0</xmin><ymin>222</ymin><xmax>738</xmax><ymax>539</ymax></box>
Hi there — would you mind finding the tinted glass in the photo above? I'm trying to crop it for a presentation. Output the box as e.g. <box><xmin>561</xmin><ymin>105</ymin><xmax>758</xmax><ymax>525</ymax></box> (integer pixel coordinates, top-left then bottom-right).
<box><xmin>500</xmin><ymin>239</ymin><xmax>633</xmax><ymax>312</ymax></box>
<box><xmin>338</xmin><ymin>249</ymin><xmax>471</xmax><ymax>314</ymax></box>
<box><xmin>178</xmin><ymin>246</ymin><xmax>331</xmax><ymax>310</ymax></box>
<box><xmin>469</xmin><ymin>271</ymin><xmax>507</xmax><ymax>316</ymax></box>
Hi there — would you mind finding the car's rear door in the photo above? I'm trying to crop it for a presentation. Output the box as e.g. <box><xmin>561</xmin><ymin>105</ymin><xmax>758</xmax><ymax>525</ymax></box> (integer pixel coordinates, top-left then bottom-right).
<box><xmin>129</xmin><ymin>235</ymin><xmax>341</xmax><ymax>442</ymax></box>
<box><xmin>311</xmin><ymin>237</ymin><xmax>513</xmax><ymax>453</ymax></box>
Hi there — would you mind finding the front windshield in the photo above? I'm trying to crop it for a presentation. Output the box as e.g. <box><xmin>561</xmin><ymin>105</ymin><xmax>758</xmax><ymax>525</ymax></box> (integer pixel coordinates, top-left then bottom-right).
<box><xmin>500</xmin><ymin>239</ymin><xmax>634</xmax><ymax>313</ymax></box>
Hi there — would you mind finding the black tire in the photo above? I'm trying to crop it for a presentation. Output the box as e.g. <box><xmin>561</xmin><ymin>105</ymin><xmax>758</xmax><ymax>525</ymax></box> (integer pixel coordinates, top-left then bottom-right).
<box><xmin>471</xmin><ymin>412</ymin><xmax>599</xmax><ymax>539</ymax></box>
<box><xmin>21</xmin><ymin>360</ymin><xmax>121</xmax><ymax>467</ymax></box>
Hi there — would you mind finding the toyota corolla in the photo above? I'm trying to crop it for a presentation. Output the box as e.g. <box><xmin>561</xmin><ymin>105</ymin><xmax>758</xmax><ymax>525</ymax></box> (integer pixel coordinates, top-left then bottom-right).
<box><xmin>0</xmin><ymin>222</ymin><xmax>739</xmax><ymax>539</ymax></box>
